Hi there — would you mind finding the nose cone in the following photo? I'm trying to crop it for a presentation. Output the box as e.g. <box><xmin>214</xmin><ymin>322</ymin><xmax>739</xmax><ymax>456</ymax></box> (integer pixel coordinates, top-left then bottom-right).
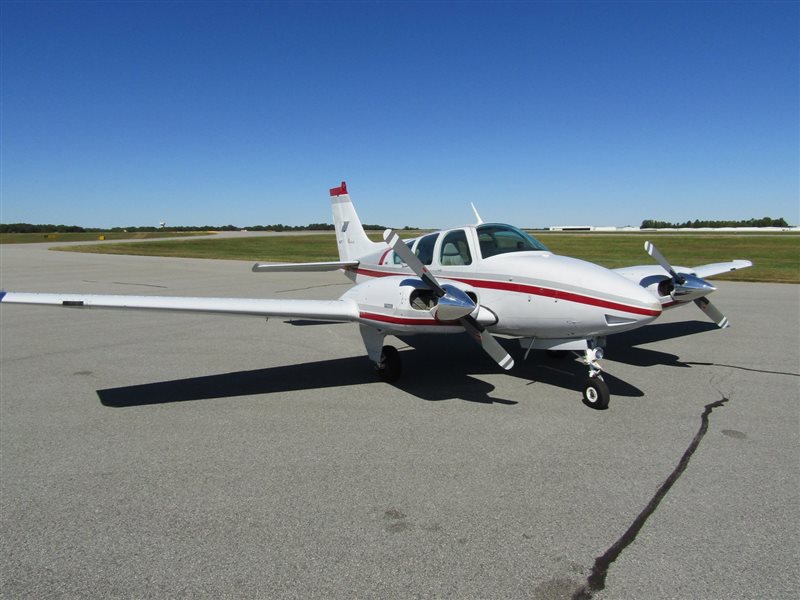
<box><xmin>500</xmin><ymin>253</ymin><xmax>663</xmax><ymax>334</ymax></box>
<box><xmin>595</xmin><ymin>273</ymin><xmax>662</xmax><ymax>333</ymax></box>
<box><xmin>618</xmin><ymin>274</ymin><xmax>663</xmax><ymax>320</ymax></box>
<box><xmin>550</xmin><ymin>255</ymin><xmax>663</xmax><ymax>323</ymax></box>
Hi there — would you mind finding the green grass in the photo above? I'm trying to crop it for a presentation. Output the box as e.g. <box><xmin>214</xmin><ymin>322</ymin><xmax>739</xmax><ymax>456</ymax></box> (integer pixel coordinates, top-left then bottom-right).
<box><xmin>53</xmin><ymin>231</ymin><xmax>799</xmax><ymax>283</ymax></box>
<box><xmin>55</xmin><ymin>233</ymin><xmax>345</xmax><ymax>262</ymax></box>
<box><xmin>1</xmin><ymin>231</ymin><xmax>213</xmax><ymax>244</ymax></box>
<box><xmin>536</xmin><ymin>234</ymin><xmax>799</xmax><ymax>283</ymax></box>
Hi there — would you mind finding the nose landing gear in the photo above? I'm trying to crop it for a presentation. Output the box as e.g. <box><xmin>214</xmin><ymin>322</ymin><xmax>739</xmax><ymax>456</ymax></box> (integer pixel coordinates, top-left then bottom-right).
<box><xmin>581</xmin><ymin>344</ymin><xmax>609</xmax><ymax>409</ymax></box>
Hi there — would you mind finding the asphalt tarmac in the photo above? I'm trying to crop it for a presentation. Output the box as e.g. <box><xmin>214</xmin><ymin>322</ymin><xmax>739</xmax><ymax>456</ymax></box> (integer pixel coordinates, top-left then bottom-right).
<box><xmin>1</xmin><ymin>242</ymin><xmax>798</xmax><ymax>599</ymax></box>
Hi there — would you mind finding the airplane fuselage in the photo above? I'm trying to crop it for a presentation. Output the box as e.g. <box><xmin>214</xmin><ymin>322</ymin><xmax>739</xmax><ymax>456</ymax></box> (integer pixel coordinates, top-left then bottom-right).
<box><xmin>340</xmin><ymin>223</ymin><xmax>662</xmax><ymax>339</ymax></box>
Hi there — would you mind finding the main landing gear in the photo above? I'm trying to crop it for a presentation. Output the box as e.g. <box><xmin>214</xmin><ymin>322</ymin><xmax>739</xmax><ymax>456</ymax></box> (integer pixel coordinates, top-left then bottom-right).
<box><xmin>360</xmin><ymin>325</ymin><xmax>403</xmax><ymax>383</ymax></box>
<box><xmin>376</xmin><ymin>345</ymin><xmax>402</xmax><ymax>383</ymax></box>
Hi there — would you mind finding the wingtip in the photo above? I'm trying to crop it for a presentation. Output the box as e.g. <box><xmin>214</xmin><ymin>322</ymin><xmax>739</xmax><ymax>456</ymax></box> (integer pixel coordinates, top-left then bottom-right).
<box><xmin>0</xmin><ymin>291</ymin><xmax>6</xmax><ymax>302</ymax></box>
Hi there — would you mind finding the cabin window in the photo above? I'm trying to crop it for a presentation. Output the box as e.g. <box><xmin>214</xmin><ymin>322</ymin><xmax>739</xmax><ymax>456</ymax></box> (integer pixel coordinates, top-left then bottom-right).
<box><xmin>439</xmin><ymin>230</ymin><xmax>472</xmax><ymax>266</ymax></box>
<box><xmin>393</xmin><ymin>240</ymin><xmax>415</xmax><ymax>264</ymax></box>
<box><xmin>415</xmin><ymin>233</ymin><xmax>439</xmax><ymax>266</ymax></box>
<box><xmin>476</xmin><ymin>224</ymin><xmax>549</xmax><ymax>258</ymax></box>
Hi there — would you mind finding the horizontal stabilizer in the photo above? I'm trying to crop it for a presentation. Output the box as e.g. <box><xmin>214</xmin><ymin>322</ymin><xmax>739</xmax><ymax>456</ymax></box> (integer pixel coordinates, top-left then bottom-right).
<box><xmin>252</xmin><ymin>261</ymin><xmax>358</xmax><ymax>273</ymax></box>
<box><xmin>0</xmin><ymin>291</ymin><xmax>361</xmax><ymax>321</ymax></box>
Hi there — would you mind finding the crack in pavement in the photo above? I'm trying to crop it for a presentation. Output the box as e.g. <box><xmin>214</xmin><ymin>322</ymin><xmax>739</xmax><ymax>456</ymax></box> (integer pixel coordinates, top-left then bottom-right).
<box><xmin>82</xmin><ymin>279</ymin><xmax>169</xmax><ymax>289</ymax></box>
<box><xmin>571</xmin><ymin>395</ymin><xmax>730</xmax><ymax>600</ymax></box>
<box><xmin>685</xmin><ymin>361</ymin><xmax>799</xmax><ymax>378</ymax></box>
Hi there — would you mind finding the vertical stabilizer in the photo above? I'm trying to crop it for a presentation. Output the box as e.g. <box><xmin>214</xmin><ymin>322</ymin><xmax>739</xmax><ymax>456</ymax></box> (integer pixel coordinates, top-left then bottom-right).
<box><xmin>329</xmin><ymin>182</ymin><xmax>383</xmax><ymax>261</ymax></box>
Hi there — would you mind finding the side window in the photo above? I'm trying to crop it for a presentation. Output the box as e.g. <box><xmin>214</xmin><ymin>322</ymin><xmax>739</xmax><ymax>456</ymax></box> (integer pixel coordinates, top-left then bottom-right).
<box><xmin>439</xmin><ymin>230</ymin><xmax>472</xmax><ymax>266</ymax></box>
<box><xmin>393</xmin><ymin>240</ymin><xmax>415</xmax><ymax>264</ymax></box>
<box><xmin>415</xmin><ymin>233</ymin><xmax>439</xmax><ymax>266</ymax></box>
<box><xmin>477</xmin><ymin>224</ymin><xmax>548</xmax><ymax>259</ymax></box>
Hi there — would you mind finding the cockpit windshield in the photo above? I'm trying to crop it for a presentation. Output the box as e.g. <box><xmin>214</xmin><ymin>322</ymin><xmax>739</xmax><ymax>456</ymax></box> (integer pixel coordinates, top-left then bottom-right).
<box><xmin>476</xmin><ymin>224</ymin><xmax>549</xmax><ymax>259</ymax></box>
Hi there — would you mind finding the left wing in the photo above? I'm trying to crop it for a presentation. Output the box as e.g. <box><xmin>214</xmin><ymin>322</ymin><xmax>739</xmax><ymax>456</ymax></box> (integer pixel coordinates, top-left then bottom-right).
<box><xmin>613</xmin><ymin>259</ymin><xmax>753</xmax><ymax>286</ymax></box>
<box><xmin>692</xmin><ymin>260</ymin><xmax>752</xmax><ymax>279</ymax></box>
<box><xmin>0</xmin><ymin>291</ymin><xmax>360</xmax><ymax>321</ymax></box>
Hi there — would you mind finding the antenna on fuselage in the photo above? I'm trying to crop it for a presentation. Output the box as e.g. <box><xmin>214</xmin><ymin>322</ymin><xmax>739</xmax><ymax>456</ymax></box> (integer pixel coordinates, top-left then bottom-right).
<box><xmin>470</xmin><ymin>202</ymin><xmax>484</xmax><ymax>225</ymax></box>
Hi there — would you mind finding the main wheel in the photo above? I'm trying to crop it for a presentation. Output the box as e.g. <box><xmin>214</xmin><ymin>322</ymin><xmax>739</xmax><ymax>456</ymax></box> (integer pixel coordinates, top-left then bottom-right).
<box><xmin>376</xmin><ymin>345</ymin><xmax>402</xmax><ymax>382</ymax></box>
<box><xmin>582</xmin><ymin>376</ymin><xmax>610</xmax><ymax>410</ymax></box>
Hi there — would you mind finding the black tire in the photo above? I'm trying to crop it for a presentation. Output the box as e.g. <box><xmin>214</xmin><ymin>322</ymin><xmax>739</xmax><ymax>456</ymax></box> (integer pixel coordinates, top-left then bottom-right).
<box><xmin>582</xmin><ymin>377</ymin><xmax>610</xmax><ymax>410</ymax></box>
<box><xmin>376</xmin><ymin>345</ymin><xmax>402</xmax><ymax>382</ymax></box>
<box><xmin>546</xmin><ymin>350</ymin><xmax>569</xmax><ymax>360</ymax></box>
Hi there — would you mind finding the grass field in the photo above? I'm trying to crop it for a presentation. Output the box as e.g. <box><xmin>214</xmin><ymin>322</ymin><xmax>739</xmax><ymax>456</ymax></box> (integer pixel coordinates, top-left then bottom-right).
<box><xmin>0</xmin><ymin>231</ymin><xmax>213</xmax><ymax>244</ymax></box>
<box><xmin>52</xmin><ymin>231</ymin><xmax>799</xmax><ymax>283</ymax></box>
<box><xmin>538</xmin><ymin>233</ymin><xmax>799</xmax><ymax>283</ymax></box>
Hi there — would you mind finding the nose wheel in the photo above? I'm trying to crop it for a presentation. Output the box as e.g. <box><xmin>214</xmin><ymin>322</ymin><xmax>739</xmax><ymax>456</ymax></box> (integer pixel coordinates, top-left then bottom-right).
<box><xmin>582</xmin><ymin>376</ymin><xmax>610</xmax><ymax>410</ymax></box>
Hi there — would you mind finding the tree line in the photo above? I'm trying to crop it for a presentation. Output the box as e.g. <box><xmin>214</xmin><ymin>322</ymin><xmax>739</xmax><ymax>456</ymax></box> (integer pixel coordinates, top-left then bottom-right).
<box><xmin>641</xmin><ymin>217</ymin><xmax>790</xmax><ymax>229</ymax></box>
<box><xmin>0</xmin><ymin>222</ymin><xmax>396</xmax><ymax>233</ymax></box>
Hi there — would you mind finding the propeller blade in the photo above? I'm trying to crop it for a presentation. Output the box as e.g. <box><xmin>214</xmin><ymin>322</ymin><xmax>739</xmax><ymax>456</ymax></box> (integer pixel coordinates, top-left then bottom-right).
<box><xmin>694</xmin><ymin>297</ymin><xmax>730</xmax><ymax>328</ymax></box>
<box><xmin>460</xmin><ymin>315</ymin><xmax>515</xmax><ymax>370</ymax></box>
<box><xmin>383</xmin><ymin>229</ymin><xmax>446</xmax><ymax>297</ymax></box>
<box><xmin>644</xmin><ymin>241</ymin><xmax>685</xmax><ymax>284</ymax></box>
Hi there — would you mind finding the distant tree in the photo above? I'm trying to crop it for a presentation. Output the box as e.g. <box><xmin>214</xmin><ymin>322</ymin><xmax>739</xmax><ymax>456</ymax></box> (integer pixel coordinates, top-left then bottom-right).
<box><xmin>641</xmin><ymin>217</ymin><xmax>791</xmax><ymax>229</ymax></box>
<box><xmin>2</xmin><ymin>221</ymin><xmax>416</xmax><ymax>234</ymax></box>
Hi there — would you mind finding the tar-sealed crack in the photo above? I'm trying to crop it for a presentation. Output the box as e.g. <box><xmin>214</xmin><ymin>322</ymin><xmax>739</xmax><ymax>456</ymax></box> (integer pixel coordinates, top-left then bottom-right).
<box><xmin>571</xmin><ymin>395</ymin><xmax>730</xmax><ymax>600</ymax></box>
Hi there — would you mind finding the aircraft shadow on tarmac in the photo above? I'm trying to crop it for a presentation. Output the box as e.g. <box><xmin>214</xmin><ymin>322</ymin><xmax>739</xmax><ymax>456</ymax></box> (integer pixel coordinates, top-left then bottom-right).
<box><xmin>97</xmin><ymin>353</ymin><xmax>511</xmax><ymax>408</ymax></box>
<box><xmin>606</xmin><ymin>320</ymin><xmax>717</xmax><ymax>368</ymax></box>
<box><xmin>97</xmin><ymin>325</ymin><xmax>718</xmax><ymax>407</ymax></box>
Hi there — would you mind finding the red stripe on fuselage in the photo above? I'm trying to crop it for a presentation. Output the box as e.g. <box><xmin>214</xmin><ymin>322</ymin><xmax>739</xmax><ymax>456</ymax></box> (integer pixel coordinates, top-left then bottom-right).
<box><xmin>352</xmin><ymin>268</ymin><xmax>660</xmax><ymax>317</ymax></box>
<box><xmin>359</xmin><ymin>311</ymin><xmax>443</xmax><ymax>326</ymax></box>
<box><xmin>354</xmin><ymin>267</ymin><xmax>395</xmax><ymax>278</ymax></box>
<box><xmin>449</xmin><ymin>277</ymin><xmax>660</xmax><ymax>317</ymax></box>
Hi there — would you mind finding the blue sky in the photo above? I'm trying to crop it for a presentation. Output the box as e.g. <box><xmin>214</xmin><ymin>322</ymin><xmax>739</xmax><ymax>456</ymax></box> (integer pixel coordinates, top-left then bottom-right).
<box><xmin>1</xmin><ymin>1</ymin><xmax>797</xmax><ymax>228</ymax></box>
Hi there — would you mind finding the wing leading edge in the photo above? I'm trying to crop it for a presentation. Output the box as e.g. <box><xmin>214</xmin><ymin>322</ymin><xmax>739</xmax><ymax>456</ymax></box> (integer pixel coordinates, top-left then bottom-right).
<box><xmin>691</xmin><ymin>260</ymin><xmax>753</xmax><ymax>279</ymax></box>
<box><xmin>0</xmin><ymin>291</ymin><xmax>360</xmax><ymax>322</ymax></box>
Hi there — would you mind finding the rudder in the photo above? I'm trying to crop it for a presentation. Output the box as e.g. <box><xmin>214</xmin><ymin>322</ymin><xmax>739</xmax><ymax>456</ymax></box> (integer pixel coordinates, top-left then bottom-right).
<box><xmin>329</xmin><ymin>181</ymin><xmax>383</xmax><ymax>262</ymax></box>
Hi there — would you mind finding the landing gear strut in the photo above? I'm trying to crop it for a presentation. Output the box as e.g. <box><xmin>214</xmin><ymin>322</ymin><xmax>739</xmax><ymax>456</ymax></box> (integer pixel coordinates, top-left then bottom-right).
<box><xmin>581</xmin><ymin>343</ymin><xmax>609</xmax><ymax>409</ymax></box>
<box><xmin>376</xmin><ymin>345</ymin><xmax>402</xmax><ymax>382</ymax></box>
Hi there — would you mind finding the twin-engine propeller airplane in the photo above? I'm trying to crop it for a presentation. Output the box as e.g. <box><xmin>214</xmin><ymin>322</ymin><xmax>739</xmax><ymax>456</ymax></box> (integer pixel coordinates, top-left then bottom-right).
<box><xmin>0</xmin><ymin>181</ymin><xmax>752</xmax><ymax>409</ymax></box>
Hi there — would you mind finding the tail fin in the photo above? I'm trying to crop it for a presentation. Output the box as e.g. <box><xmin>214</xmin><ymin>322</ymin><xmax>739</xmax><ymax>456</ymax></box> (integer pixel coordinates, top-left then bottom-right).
<box><xmin>329</xmin><ymin>182</ymin><xmax>383</xmax><ymax>261</ymax></box>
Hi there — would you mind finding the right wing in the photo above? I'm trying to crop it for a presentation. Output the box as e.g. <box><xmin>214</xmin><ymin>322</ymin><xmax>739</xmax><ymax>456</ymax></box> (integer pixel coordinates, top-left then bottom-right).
<box><xmin>0</xmin><ymin>291</ymin><xmax>360</xmax><ymax>321</ymax></box>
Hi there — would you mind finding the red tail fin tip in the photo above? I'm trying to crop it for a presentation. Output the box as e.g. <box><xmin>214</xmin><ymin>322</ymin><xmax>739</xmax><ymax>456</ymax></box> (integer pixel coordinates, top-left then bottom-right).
<box><xmin>329</xmin><ymin>181</ymin><xmax>348</xmax><ymax>196</ymax></box>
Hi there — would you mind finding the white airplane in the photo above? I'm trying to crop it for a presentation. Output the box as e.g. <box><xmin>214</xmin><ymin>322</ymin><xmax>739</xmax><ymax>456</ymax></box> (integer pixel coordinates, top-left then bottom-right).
<box><xmin>0</xmin><ymin>181</ymin><xmax>752</xmax><ymax>409</ymax></box>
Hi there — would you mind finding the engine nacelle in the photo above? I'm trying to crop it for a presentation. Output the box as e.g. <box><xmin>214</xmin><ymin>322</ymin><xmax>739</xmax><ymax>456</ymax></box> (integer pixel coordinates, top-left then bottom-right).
<box><xmin>342</xmin><ymin>276</ymin><xmax>497</xmax><ymax>328</ymax></box>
